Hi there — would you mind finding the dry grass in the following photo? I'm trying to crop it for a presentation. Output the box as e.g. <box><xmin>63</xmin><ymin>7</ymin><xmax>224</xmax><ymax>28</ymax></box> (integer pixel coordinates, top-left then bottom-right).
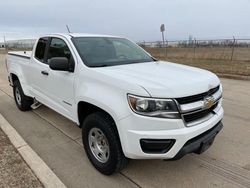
<box><xmin>144</xmin><ymin>47</ymin><xmax>250</xmax><ymax>61</ymax></box>
<box><xmin>145</xmin><ymin>47</ymin><xmax>250</xmax><ymax>76</ymax></box>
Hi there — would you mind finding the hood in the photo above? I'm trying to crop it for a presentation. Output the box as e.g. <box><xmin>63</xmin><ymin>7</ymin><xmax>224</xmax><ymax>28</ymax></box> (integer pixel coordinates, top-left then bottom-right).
<box><xmin>94</xmin><ymin>61</ymin><xmax>220</xmax><ymax>98</ymax></box>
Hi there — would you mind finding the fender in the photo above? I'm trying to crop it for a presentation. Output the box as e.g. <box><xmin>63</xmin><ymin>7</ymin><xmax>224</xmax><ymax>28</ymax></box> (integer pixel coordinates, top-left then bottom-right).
<box><xmin>7</xmin><ymin>55</ymin><xmax>32</xmax><ymax>97</ymax></box>
<box><xmin>73</xmin><ymin>65</ymin><xmax>150</xmax><ymax>125</ymax></box>
<box><xmin>75</xmin><ymin>84</ymin><xmax>146</xmax><ymax>125</ymax></box>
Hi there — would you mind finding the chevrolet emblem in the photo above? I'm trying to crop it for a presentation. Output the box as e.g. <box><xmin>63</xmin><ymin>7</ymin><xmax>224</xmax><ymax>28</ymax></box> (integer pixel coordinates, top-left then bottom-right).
<box><xmin>203</xmin><ymin>96</ymin><xmax>214</xmax><ymax>109</ymax></box>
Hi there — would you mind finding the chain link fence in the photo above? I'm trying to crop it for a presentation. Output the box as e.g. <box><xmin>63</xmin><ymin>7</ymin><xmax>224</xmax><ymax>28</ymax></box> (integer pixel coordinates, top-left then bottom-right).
<box><xmin>138</xmin><ymin>38</ymin><xmax>250</xmax><ymax>61</ymax></box>
<box><xmin>2</xmin><ymin>38</ymin><xmax>250</xmax><ymax>62</ymax></box>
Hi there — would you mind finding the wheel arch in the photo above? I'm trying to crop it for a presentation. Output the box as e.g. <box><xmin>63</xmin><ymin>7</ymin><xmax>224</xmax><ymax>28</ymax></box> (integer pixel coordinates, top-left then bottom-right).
<box><xmin>77</xmin><ymin>101</ymin><xmax>117</xmax><ymax>128</ymax></box>
<box><xmin>9</xmin><ymin>71</ymin><xmax>31</xmax><ymax>97</ymax></box>
<box><xmin>77</xmin><ymin>100</ymin><xmax>122</xmax><ymax>145</ymax></box>
<box><xmin>10</xmin><ymin>73</ymin><xmax>19</xmax><ymax>86</ymax></box>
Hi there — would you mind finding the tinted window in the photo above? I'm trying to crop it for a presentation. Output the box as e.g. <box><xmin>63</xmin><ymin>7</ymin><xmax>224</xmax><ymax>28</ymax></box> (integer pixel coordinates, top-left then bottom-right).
<box><xmin>35</xmin><ymin>38</ymin><xmax>48</xmax><ymax>62</ymax></box>
<box><xmin>73</xmin><ymin>37</ymin><xmax>153</xmax><ymax>67</ymax></box>
<box><xmin>47</xmin><ymin>38</ymin><xmax>72</xmax><ymax>62</ymax></box>
<box><xmin>113</xmin><ymin>40</ymin><xmax>144</xmax><ymax>60</ymax></box>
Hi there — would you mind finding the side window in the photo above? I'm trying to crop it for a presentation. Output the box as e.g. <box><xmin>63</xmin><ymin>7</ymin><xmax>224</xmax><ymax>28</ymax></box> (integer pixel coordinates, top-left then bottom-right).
<box><xmin>35</xmin><ymin>38</ymin><xmax>48</xmax><ymax>62</ymax></box>
<box><xmin>47</xmin><ymin>38</ymin><xmax>72</xmax><ymax>62</ymax></box>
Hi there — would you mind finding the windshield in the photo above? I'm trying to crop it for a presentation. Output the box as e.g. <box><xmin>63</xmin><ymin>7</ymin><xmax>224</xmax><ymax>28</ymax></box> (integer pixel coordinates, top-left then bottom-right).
<box><xmin>72</xmin><ymin>37</ymin><xmax>154</xmax><ymax>67</ymax></box>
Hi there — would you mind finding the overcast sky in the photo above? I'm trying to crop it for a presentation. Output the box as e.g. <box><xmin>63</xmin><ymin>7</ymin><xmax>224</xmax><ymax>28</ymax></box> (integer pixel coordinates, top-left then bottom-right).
<box><xmin>0</xmin><ymin>0</ymin><xmax>250</xmax><ymax>42</ymax></box>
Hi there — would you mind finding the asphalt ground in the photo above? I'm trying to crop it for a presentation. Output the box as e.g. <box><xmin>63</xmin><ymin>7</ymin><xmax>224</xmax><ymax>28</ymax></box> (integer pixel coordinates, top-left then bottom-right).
<box><xmin>0</xmin><ymin>54</ymin><xmax>250</xmax><ymax>188</ymax></box>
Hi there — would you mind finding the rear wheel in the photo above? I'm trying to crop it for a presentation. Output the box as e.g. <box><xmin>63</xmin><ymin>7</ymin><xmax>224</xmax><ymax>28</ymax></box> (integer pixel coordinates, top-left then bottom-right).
<box><xmin>13</xmin><ymin>80</ymin><xmax>33</xmax><ymax>111</ymax></box>
<box><xmin>82</xmin><ymin>112</ymin><xmax>128</xmax><ymax>175</ymax></box>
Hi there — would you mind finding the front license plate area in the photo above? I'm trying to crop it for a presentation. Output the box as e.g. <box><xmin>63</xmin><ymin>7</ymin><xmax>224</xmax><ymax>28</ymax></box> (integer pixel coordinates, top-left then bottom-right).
<box><xmin>195</xmin><ymin>136</ymin><xmax>215</xmax><ymax>154</ymax></box>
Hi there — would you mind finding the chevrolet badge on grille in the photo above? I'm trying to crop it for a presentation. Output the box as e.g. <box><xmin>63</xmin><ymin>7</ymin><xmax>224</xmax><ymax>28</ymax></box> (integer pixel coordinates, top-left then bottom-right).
<box><xmin>203</xmin><ymin>96</ymin><xmax>214</xmax><ymax>109</ymax></box>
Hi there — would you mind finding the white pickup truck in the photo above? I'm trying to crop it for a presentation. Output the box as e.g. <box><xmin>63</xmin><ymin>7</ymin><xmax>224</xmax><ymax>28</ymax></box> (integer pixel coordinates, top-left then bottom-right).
<box><xmin>6</xmin><ymin>33</ymin><xmax>223</xmax><ymax>175</ymax></box>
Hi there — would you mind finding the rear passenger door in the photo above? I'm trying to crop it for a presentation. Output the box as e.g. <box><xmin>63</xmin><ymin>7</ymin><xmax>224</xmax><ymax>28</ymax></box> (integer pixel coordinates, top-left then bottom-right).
<box><xmin>29</xmin><ymin>37</ymin><xmax>50</xmax><ymax>103</ymax></box>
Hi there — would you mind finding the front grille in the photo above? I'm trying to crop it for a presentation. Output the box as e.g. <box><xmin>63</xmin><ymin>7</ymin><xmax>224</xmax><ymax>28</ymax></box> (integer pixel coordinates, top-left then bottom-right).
<box><xmin>176</xmin><ymin>85</ymin><xmax>220</xmax><ymax>104</ymax></box>
<box><xmin>183</xmin><ymin>103</ymin><xmax>218</xmax><ymax>123</ymax></box>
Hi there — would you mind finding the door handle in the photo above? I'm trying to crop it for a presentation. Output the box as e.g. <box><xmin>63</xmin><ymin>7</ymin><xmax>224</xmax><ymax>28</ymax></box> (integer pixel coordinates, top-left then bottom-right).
<box><xmin>41</xmin><ymin>70</ymin><xmax>49</xmax><ymax>76</ymax></box>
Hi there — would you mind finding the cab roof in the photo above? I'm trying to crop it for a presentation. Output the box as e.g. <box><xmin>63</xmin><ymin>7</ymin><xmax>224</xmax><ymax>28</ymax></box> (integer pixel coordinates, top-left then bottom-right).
<box><xmin>46</xmin><ymin>33</ymin><xmax>123</xmax><ymax>39</ymax></box>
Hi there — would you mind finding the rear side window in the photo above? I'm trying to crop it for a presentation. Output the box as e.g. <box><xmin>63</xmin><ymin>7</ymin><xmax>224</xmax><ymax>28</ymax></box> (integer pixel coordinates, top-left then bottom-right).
<box><xmin>35</xmin><ymin>38</ymin><xmax>48</xmax><ymax>62</ymax></box>
<box><xmin>47</xmin><ymin>38</ymin><xmax>72</xmax><ymax>61</ymax></box>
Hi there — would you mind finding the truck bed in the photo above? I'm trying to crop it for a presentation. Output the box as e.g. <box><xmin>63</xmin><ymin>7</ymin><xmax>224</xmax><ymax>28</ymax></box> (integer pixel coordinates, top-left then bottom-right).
<box><xmin>8</xmin><ymin>51</ymin><xmax>32</xmax><ymax>59</ymax></box>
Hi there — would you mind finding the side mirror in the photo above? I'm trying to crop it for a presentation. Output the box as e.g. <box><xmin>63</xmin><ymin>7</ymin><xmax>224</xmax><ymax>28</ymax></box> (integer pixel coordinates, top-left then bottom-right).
<box><xmin>49</xmin><ymin>57</ymin><xmax>70</xmax><ymax>71</ymax></box>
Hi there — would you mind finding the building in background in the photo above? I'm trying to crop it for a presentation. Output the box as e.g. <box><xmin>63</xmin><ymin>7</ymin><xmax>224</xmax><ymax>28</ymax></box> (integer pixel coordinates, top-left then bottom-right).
<box><xmin>0</xmin><ymin>43</ymin><xmax>5</xmax><ymax>48</ymax></box>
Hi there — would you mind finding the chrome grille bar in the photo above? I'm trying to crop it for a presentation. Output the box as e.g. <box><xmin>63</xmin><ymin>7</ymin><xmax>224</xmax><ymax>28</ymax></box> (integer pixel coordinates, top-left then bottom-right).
<box><xmin>179</xmin><ymin>89</ymin><xmax>222</xmax><ymax>113</ymax></box>
<box><xmin>174</xmin><ymin>85</ymin><xmax>222</xmax><ymax>127</ymax></box>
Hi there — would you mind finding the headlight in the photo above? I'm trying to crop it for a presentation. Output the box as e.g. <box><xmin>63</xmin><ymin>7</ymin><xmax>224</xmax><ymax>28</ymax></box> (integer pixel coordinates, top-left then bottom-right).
<box><xmin>219</xmin><ymin>83</ymin><xmax>223</xmax><ymax>93</ymax></box>
<box><xmin>128</xmin><ymin>94</ymin><xmax>180</xmax><ymax>118</ymax></box>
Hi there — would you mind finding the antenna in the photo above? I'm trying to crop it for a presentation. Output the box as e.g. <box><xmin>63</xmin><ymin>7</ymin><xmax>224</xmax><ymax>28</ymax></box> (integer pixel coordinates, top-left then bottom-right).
<box><xmin>66</xmin><ymin>25</ymin><xmax>71</xmax><ymax>33</ymax></box>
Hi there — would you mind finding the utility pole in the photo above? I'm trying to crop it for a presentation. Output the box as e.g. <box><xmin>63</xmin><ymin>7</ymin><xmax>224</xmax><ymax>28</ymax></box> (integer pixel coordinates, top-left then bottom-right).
<box><xmin>193</xmin><ymin>37</ymin><xmax>197</xmax><ymax>59</ymax></box>
<box><xmin>3</xmin><ymin>36</ymin><xmax>7</xmax><ymax>52</ymax></box>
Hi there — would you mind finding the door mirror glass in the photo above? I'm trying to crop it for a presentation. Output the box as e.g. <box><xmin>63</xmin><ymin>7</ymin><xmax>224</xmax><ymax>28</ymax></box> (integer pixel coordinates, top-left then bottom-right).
<box><xmin>49</xmin><ymin>57</ymin><xmax>69</xmax><ymax>71</ymax></box>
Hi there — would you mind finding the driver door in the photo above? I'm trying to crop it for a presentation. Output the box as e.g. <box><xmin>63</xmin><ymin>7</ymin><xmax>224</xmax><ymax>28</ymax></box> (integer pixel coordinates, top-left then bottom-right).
<box><xmin>43</xmin><ymin>37</ymin><xmax>76</xmax><ymax>120</ymax></box>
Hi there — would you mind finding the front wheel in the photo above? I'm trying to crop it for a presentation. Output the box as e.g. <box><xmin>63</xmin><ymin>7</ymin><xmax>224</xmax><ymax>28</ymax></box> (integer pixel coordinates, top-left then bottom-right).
<box><xmin>82</xmin><ymin>112</ymin><xmax>128</xmax><ymax>175</ymax></box>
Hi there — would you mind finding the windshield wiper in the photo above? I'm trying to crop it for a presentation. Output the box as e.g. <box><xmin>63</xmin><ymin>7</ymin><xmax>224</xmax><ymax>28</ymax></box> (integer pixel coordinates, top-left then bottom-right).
<box><xmin>89</xmin><ymin>64</ymin><xmax>109</xmax><ymax>67</ymax></box>
<box><xmin>152</xmin><ymin>57</ymin><xmax>158</xmax><ymax>61</ymax></box>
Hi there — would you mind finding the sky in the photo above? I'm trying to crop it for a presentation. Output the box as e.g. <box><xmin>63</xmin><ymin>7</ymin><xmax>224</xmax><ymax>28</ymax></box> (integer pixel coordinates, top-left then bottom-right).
<box><xmin>0</xmin><ymin>0</ymin><xmax>250</xmax><ymax>42</ymax></box>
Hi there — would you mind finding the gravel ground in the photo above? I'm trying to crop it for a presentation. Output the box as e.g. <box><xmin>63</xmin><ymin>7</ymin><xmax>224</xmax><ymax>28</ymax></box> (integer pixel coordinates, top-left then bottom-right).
<box><xmin>0</xmin><ymin>128</ymin><xmax>43</xmax><ymax>188</ymax></box>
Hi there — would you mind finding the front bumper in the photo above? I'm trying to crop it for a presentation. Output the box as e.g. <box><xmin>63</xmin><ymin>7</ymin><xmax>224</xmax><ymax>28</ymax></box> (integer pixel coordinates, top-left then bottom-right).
<box><xmin>117</xmin><ymin>106</ymin><xmax>223</xmax><ymax>159</ymax></box>
<box><xmin>171</xmin><ymin>121</ymin><xmax>223</xmax><ymax>160</ymax></box>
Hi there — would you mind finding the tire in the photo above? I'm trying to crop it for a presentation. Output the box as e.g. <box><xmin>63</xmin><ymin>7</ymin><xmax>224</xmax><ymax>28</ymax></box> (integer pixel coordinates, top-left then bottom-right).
<box><xmin>13</xmin><ymin>80</ymin><xmax>33</xmax><ymax>111</ymax></box>
<box><xmin>82</xmin><ymin>112</ymin><xmax>128</xmax><ymax>175</ymax></box>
